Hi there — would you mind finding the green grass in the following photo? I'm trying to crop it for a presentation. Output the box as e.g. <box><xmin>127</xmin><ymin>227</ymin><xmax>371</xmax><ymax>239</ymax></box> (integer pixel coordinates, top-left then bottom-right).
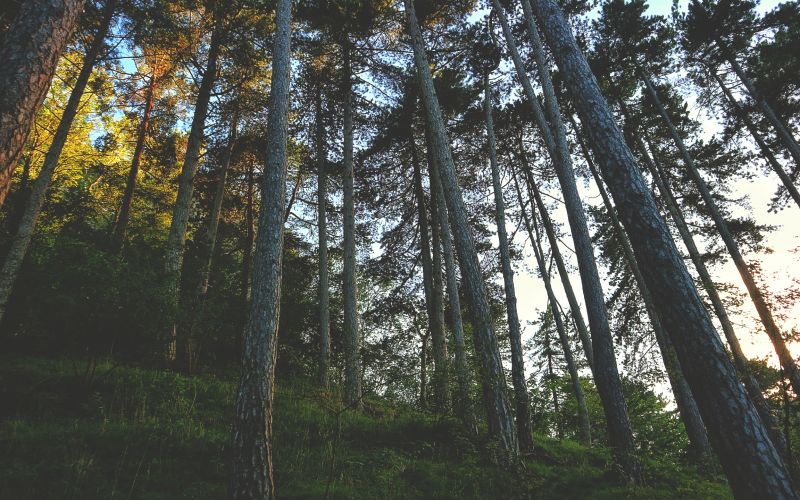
<box><xmin>0</xmin><ymin>357</ymin><xmax>731</xmax><ymax>499</ymax></box>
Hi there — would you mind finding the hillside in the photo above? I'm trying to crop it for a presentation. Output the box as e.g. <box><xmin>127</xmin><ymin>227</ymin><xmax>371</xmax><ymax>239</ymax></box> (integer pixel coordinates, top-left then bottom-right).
<box><xmin>0</xmin><ymin>358</ymin><xmax>731</xmax><ymax>499</ymax></box>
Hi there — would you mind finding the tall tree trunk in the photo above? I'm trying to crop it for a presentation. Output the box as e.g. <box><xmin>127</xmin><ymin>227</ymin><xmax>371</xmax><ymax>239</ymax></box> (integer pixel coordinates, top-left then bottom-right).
<box><xmin>642</xmin><ymin>74</ymin><xmax>800</xmax><ymax>397</ymax></box>
<box><xmin>0</xmin><ymin>0</ymin><xmax>114</xmax><ymax>325</ymax></box>
<box><xmin>572</xmin><ymin>115</ymin><xmax>711</xmax><ymax>459</ymax></box>
<box><xmin>404</xmin><ymin>0</ymin><xmax>518</xmax><ymax>457</ymax></box>
<box><xmin>243</xmin><ymin>159</ymin><xmax>255</xmax><ymax>303</ymax></box>
<box><xmin>505</xmin><ymin>0</ymin><xmax>639</xmax><ymax>476</ymax></box>
<box><xmin>543</xmin><ymin>318</ymin><xmax>563</xmax><ymax>439</ymax></box>
<box><xmin>719</xmin><ymin>44</ymin><xmax>800</xmax><ymax>171</ymax></box>
<box><xmin>428</xmin><ymin>147</ymin><xmax>450</xmax><ymax>413</ymax></box>
<box><xmin>342</xmin><ymin>41</ymin><xmax>361</xmax><ymax>408</ymax></box>
<box><xmin>629</xmin><ymin>124</ymin><xmax>789</xmax><ymax>459</ymax></box>
<box><xmin>512</xmin><ymin>166</ymin><xmax>591</xmax><ymax>444</ymax></box>
<box><xmin>710</xmin><ymin>70</ymin><xmax>800</xmax><ymax>210</ymax></box>
<box><xmin>496</xmin><ymin>1</ymin><xmax>599</xmax><ymax>371</ymax></box>
<box><xmin>419</xmin><ymin>328</ymin><xmax>429</xmax><ymax>407</ymax></box>
<box><xmin>0</xmin><ymin>0</ymin><xmax>85</xmax><ymax>207</ymax></box>
<box><xmin>430</xmin><ymin>143</ymin><xmax>476</xmax><ymax>434</ymax></box>
<box><xmin>316</xmin><ymin>90</ymin><xmax>330</xmax><ymax>388</ymax></box>
<box><xmin>110</xmin><ymin>70</ymin><xmax>156</xmax><ymax>251</ymax></box>
<box><xmin>165</xmin><ymin>17</ymin><xmax>223</xmax><ymax>369</ymax></box>
<box><xmin>484</xmin><ymin>74</ymin><xmax>533</xmax><ymax>451</ymax></box>
<box><xmin>229</xmin><ymin>0</ymin><xmax>291</xmax><ymax>497</ymax></box>
<box><xmin>513</xmin><ymin>140</ymin><xmax>594</xmax><ymax>370</ymax></box>
<box><xmin>413</xmin><ymin>122</ymin><xmax>449</xmax><ymax>412</ymax></box>
<box><xmin>531</xmin><ymin>0</ymin><xmax>796</xmax><ymax>495</ymax></box>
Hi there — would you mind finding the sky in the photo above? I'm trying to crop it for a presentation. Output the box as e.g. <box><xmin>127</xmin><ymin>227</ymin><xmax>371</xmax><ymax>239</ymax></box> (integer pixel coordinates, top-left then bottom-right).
<box><xmin>508</xmin><ymin>0</ymin><xmax>799</xmax><ymax>386</ymax></box>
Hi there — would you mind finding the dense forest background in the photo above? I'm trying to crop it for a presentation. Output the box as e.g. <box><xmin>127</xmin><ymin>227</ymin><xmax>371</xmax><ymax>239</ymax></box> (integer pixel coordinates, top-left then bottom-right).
<box><xmin>1</xmin><ymin>0</ymin><xmax>799</xmax><ymax>497</ymax></box>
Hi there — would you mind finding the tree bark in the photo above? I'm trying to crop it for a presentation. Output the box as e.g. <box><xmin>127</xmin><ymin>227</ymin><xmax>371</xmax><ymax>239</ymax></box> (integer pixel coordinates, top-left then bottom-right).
<box><xmin>484</xmin><ymin>74</ymin><xmax>534</xmax><ymax>451</ymax></box>
<box><xmin>0</xmin><ymin>0</ymin><xmax>85</xmax><ymax>207</ymax></box>
<box><xmin>513</xmin><ymin>0</ymin><xmax>639</xmax><ymax>476</ymax></box>
<box><xmin>430</xmin><ymin>144</ymin><xmax>476</xmax><ymax>434</ymax></box>
<box><xmin>229</xmin><ymin>0</ymin><xmax>291</xmax><ymax>498</ymax></box>
<box><xmin>0</xmin><ymin>0</ymin><xmax>114</xmax><ymax>325</ymax></box>
<box><xmin>110</xmin><ymin>69</ymin><xmax>156</xmax><ymax>251</ymax></box>
<box><xmin>165</xmin><ymin>16</ymin><xmax>223</xmax><ymax>369</ymax></box>
<box><xmin>710</xmin><ymin>70</ymin><xmax>800</xmax><ymax>210</ymax></box>
<box><xmin>512</xmin><ymin>165</ymin><xmax>591</xmax><ymax>445</ymax></box>
<box><xmin>342</xmin><ymin>41</ymin><xmax>361</xmax><ymax>408</ymax></box>
<box><xmin>531</xmin><ymin>0</ymin><xmax>796</xmax><ymax>495</ymax></box>
<box><xmin>316</xmin><ymin>90</ymin><xmax>330</xmax><ymax>388</ymax></box>
<box><xmin>720</xmin><ymin>44</ymin><xmax>800</xmax><ymax>172</ymax></box>
<box><xmin>404</xmin><ymin>0</ymin><xmax>518</xmax><ymax>457</ymax></box>
<box><xmin>572</xmin><ymin>115</ymin><xmax>711</xmax><ymax>459</ymax></box>
<box><xmin>243</xmin><ymin>158</ymin><xmax>255</xmax><ymax>304</ymax></box>
<box><xmin>642</xmin><ymin>74</ymin><xmax>800</xmax><ymax>397</ymax></box>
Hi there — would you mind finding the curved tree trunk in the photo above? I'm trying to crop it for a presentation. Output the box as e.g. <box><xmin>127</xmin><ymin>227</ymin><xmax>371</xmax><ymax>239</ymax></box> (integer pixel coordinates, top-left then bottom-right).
<box><xmin>484</xmin><ymin>74</ymin><xmax>534</xmax><ymax>452</ymax></box>
<box><xmin>710</xmin><ymin>70</ymin><xmax>800</xmax><ymax>210</ymax></box>
<box><xmin>342</xmin><ymin>41</ymin><xmax>361</xmax><ymax>408</ymax></box>
<box><xmin>430</xmin><ymin>145</ymin><xmax>476</xmax><ymax>434</ymax></box>
<box><xmin>404</xmin><ymin>0</ymin><xmax>518</xmax><ymax>457</ymax></box>
<box><xmin>512</xmin><ymin>166</ymin><xmax>591</xmax><ymax>445</ymax></box>
<box><xmin>110</xmin><ymin>70</ymin><xmax>156</xmax><ymax>251</ymax></box>
<box><xmin>504</xmin><ymin>0</ymin><xmax>639</xmax><ymax>477</ymax></box>
<box><xmin>0</xmin><ymin>0</ymin><xmax>114</xmax><ymax>325</ymax></box>
<box><xmin>0</xmin><ymin>0</ymin><xmax>85</xmax><ymax>207</ymax></box>
<box><xmin>642</xmin><ymin>74</ymin><xmax>800</xmax><ymax>397</ymax></box>
<box><xmin>530</xmin><ymin>0</ymin><xmax>796</xmax><ymax>495</ymax></box>
<box><xmin>165</xmin><ymin>16</ymin><xmax>223</xmax><ymax>369</ymax></box>
<box><xmin>316</xmin><ymin>90</ymin><xmax>331</xmax><ymax>388</ymax></box>
<box><xmin>229</xmin><ymin>0</ymin><xmax>291</xmax><ymax>497</ymax></box>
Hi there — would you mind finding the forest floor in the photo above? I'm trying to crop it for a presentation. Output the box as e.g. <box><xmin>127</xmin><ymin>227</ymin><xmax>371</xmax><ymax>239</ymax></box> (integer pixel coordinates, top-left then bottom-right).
<box><xmin>0</xmin><ymin>357</ymin><xmax>732</xmax><ymax>499</ymax></box>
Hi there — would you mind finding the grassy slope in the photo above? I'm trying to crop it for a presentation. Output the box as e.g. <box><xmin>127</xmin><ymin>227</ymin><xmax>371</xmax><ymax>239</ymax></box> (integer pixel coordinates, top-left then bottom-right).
<box><xmin>0</xmin><ymin>358</ymin><xmax>731</xmax><ymax>499</ymax></box>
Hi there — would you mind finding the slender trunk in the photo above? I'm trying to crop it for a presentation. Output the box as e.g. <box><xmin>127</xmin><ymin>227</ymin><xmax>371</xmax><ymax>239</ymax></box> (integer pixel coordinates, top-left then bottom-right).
<box><xmin>497</xmin><ymin>1</ymin><xmax>598</xmax><ymax>371</ymax></box>
<box><xmin>0</xmin><ymin>0</ymin><xmax>85</xmax><ymax>207</ymax></box>
<box><xmin>710</xmin><ymin>70</ymin><xmax>800</xmax><ymax>210</ymax></box>
<box><xmin>531</xmin><ymin>0</ymin><xmax>796</xmax><ymax>495</ymax></box>
<box><xmin>428</xmin><ymin>149</ymin><xmax>450</xmax><ymax>413</ymax></box>
<box><xmin>571</xmin><ymin>114</ymin><xmax>711</xmax><ymax>459</ymax></box>
<box><xmin>198</xmin><ymin>119</ymin><xmax>237</xmax><ymax>297</ymax></box>
<box><xmin>243</xmin><ymin>159</ymin><xmax>255</xmax><ymax>303</ymax></box>
<box><xmin>111</xmin><ymin>71</ymin><xmax>156</xmax><ymax>251</ymax></box>
<box><xmin>720</xmin><ymin>44</ymin><xmax>800</xmax><ymax>171</ymax></box>
<box><xmin>414</xmin><ymin>122</ymin><xmax>449</xmax><ymax>412</ymax></box>
<box><xmin>507</xmin><ymin>0</ymin><xmax>638</xmax><ymax>476</ymax></box>
<box><xmin>642</xmin><ymin>74</ymin><xmax>800</xmax><ymax>397</ymax></box>
<box><xmin>316</xmin><ymin>90</ymin><xmax>330</xmax><ymax>388</ymax></box>
<box><xmin>404</xmin><ymin>0</ymin><xmax>518</xmax><ymax>456</ymax></box>
<box><xmin>630</xmin><ymin>126</ymin><xmax>789</xmax><ymax>459</ymax></box>
<box><xmin>513</xmin><ymin>140</ymin><xmax>594</xmax><ymax>370</ymax></box>
<box><xmin>484</xmin><ymin>74</ymin><xmax>533</xmax><ymax>451</ymax></box>
<box><xmin>165</xmin><ymin>18</ymin><xmax>223</xmax><ymax>369</ymax></box>
<box><xmin>430</xmin><ymin>143</ymin><xmax>476</xmax><ymax>434</ymax></box>
<box><xmin>419</xmin><ymin>329</ymin><xmax>429</xmax><ymax>407</ymax></box>
<box><xmin>512</xmin><ymin>166</ymin><xmax>591</xmax><ymax>444</ymax></box>
<box><xmin>229</xmin><ymin>0</ymin><xmax>291</xmax><ymax>498</ymax></box>
<box><xmin>342</xmin><ymin>41</ymin><xmax>361</xmax><ymax>408</ymax></box>
<box><xmin>0</xmin><ymin>0</ymin><xmax>114</xmax><ymax>325</ymax></box>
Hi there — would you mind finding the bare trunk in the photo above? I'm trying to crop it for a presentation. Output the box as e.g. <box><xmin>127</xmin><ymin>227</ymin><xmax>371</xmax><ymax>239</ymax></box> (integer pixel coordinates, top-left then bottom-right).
<box><xmin>316</xmin><ymin>90</ymin><xmax>330</xmax><ymax>388</ymax></box>
<box><xmin>512</xmin><ymin>166</ymin><xmax>591</xmax><ymax>444</ymax></box>
<box><xmin>428</xmin><ymin>149</ymin><xmax>450</xmax><ymax>413</ymax></box>
<box><xmin>642</xmin><ymin>74</ymin><xmax>800</xmax><ymax>397</ymax></box>
<box><xmin>484</xmin><ymin>74</ymin><xmax>533</xmax><ymax>451</ymax></box>
<box><xmin>0</xmin><ymin>0</ymin><xmax>85</xmax><ymax>207</ymax></box>
<box><xmin>404</xmin><ymin>0</ymin><xmax>518</xmax><ymax>456</ymax></box>
<box><xmin>509</xmin><ymin>0</ymin><xmax>638</xmax><ymax>476</ymax></box>
<box><xmin>229</xmin><ymin>0</ymin><xmax>291</xmax><ymax>497</ymax></box>
<box><xmin>0</xmin><ymin>0</ymin><xmax>114</xmax><ymax>325</ymax></box>
<box><xmin>721</xmin><ymin>44</ymin><xmax>800</xmax><ymax>172</ymax></box>
<box><xmin>571</xmin><ymin>114</ymin><xmax>711</xmax><ymax>459</ymax></box>
<box><xmin>531</xmin><ymin>0</ymin><xmax>796</xmax><ymax>495</ymax></box>
<box><xmin>430</xmin><ymin>144</ymin><xmax>476</xmax><ymax>434</ymax></box>
<box><xmin>243</xmin><ymin>159</ymin><xmax>255</xmax><ymax>303</ymax></box>
<box><xmin>419</xmin><ymin>329</ymin><xmax>429</xmax><ymax>407</ymax></box>
<box><xmin>165</xmin><ymin>17</ymin><xmax>223</xmax><ymax>369</ymax></box>
<box><xmin>342</xmin><ymin>41</ymin><xmax>361</xmax><ymax>408</ymax></box>
<box><xmin>710</xmin><ymin>70</ymin><xmax>800</xmax><ymax>210</ymax></box>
